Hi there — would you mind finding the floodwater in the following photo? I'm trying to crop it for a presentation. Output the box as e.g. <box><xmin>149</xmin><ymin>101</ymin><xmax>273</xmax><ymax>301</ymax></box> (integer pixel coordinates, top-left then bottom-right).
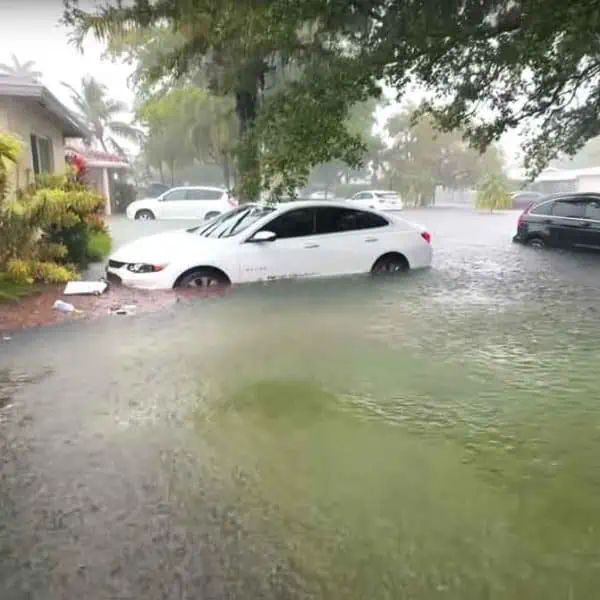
<box><xmin>2</xmin><ymin>208</ymin><xmax>600</xmax><ymax>599</ymax></box>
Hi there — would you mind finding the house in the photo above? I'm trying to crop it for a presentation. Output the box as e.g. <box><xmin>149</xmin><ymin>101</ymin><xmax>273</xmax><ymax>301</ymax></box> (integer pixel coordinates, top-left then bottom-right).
<box><xmin>508</xmin><ymin>166</ymin><xmax>600</xmax><ymax>195</ymax></box>
<box><xmin>0</xmin><ymin>75</ymin><xmax>89</xmax><ymax>190</ymax></box>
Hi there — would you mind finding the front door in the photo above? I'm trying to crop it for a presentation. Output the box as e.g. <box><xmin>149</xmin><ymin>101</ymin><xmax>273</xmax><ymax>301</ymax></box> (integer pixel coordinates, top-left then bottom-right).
<box><xmin>158</xmin><ymin>188</ymin><xmax>189</xmax><ymax>219</ymax></box>
<box><xmin>239</xmin><ymin>208</ymin><xmax>320</xmax><ymax>282</ymax></box>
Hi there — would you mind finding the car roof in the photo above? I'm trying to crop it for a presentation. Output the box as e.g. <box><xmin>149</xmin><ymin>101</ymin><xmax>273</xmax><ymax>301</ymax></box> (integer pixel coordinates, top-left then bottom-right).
<box><xmin>533</xmin><ymin>191</ymin><xmax>600</xmax><ymax>204</ymax></box>
<box><xmin>169</xmin><ymin>186</ymin><xmax>225</xmax><ymax>191</ymax></box>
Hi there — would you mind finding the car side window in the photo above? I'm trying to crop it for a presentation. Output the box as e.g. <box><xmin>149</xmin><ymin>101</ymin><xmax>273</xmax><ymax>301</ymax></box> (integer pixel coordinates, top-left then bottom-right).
<box><xmin>584</xmin><ymin>199</ymin><xmax>600</xmax><ymax>220</ymax></box>
<box><xmin>315</xmin><ymin>207</ymin><xmax>388</xmax><ymax>234</ymax></box>
<box><xmin>552</xmin><ymin>200</ymin><xmax>585</xmax><ymax>218</ymax></box>
<box><xmin>530</xmin><ymin>201</ymin><xmax>553</xmax><ymax>215</ymax></box>
<box><xmin>354</xmin><ymin>192</ymin><xmax>368</xmax><ymax>200</ymax></box>
<box><xmin>186</xmin><ymin>189</ymin><xmax>222</xmax><ymax>201</ymax></box>
<box><xmin>262</xmin><ymin>208</ymin><xmax>316</xmax><ymax>239</ymax></box>
<box><xmin>163</xmin><ymin>189</ymin><xmax>187</xmax><ymax>201</ymax></box>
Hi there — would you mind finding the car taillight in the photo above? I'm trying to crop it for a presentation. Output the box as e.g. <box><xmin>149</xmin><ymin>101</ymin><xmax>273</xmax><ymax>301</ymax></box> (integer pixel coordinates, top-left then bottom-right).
<box><xmin>518</xmin><ymin>201</ymin><xmax>535</xmax><ymax>225</ymax></box>
<box><xmin>227</xmin><ymin>194</ymin><xmax>238</xmax><ymax>207</ymax></box>
<box><xmin>421</xmin><ymin>231</ymin><xmax>431</xmax><ymax>243</ymax></box>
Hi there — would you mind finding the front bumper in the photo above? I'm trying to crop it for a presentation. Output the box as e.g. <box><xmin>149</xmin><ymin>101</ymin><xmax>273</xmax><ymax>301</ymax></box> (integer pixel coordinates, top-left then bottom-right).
<box><xmin>106</xmin><ymin>265</ymin><xmax>174</xmax><ymax>290</ymax></box>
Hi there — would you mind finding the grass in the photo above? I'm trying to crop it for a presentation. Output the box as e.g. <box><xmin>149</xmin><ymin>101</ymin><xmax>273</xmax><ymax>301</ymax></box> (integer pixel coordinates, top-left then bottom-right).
<box><xmin>0</xmin><ymin>274</ymin><xmax>36</xmax><ymax>303</ymax></box>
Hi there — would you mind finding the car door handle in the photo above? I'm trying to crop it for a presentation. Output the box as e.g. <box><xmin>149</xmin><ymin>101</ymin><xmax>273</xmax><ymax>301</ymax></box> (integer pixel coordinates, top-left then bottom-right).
<box><xmin>304</xmin><ymin>243</ymin><xmax>320</xmax><ymax>249</ymax></box>
<box><xmin>365</xmin><ymin>237</ymin><xmax>379</xmax><ymax>243</ymax></box>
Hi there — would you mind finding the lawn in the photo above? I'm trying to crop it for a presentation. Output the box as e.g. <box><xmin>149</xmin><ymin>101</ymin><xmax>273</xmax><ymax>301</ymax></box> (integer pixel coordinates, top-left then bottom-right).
<box><xmin>0</xmin><ymin>275</ymin><xmax>36</xmax><ymax>303</ymax></box>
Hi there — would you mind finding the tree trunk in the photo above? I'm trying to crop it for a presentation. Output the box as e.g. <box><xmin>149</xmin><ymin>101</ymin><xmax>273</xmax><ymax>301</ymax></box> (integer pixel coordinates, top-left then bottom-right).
<box><xmin>169</xmin><ymin>159</ymin><xmax>175</xmax><ymax>186</ymax></box>
<box><xmin>222</xmin><ymin>154</ymin><xmax>231</xmax><ymax>190</ymax></box>
<box><xmin>235</xmin><ymin>82</ymin><xmax>260</xmax><ymax>202</ymax></box>
<box><xmin>158</xmin><ymin>162</ymin><xmax>165</xmax><ymax>184</ymax></box>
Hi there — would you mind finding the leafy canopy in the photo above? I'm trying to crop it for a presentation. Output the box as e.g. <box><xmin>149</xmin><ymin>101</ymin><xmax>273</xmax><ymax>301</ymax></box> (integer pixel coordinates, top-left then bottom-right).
<box><xmin>63</xmin><ymin>0</ymin><xmax>600</xmax><ymax>183</ymax></box>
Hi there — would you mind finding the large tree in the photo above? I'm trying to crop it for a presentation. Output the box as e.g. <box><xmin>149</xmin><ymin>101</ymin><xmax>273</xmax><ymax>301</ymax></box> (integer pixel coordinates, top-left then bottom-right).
<box><xmin>375</xmin><ymin>0</ymin><xmax>600</xmax><ymax>174</ymax></box>
<box><xmin>63</xmin><ymin>0</ymin><xmax>380</xmax><ymax>200</ymax></box>
<box><xmin>64</xmin><ymin>0</ymin><xmax>600</xmax><ymax>193</ymax></box>
<box><xmin>383</xmin><ymin>107</ymin><xmax>504</xmax><ymax>205</ymax></box>
<box><xmin>61</xmin><ymin>76</ymin><xmax>141</xmax><ymax>155</ymax></box>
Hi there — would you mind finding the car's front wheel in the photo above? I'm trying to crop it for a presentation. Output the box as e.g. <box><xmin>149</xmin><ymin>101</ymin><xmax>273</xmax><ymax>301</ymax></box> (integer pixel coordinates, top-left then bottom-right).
<box><xmin>371</xmin><ymin>253</ymin><xmax>409</xmax><ymax>275</ymax></box>
<box><xmin>135</xmin><ymin>209</ymin><xmax>155</xmax><ymax>221</ymax></box>
<box><xmin>175</xmin><ymin>268</ymin><xmax>230</xmax><ymax>289</ymax></box>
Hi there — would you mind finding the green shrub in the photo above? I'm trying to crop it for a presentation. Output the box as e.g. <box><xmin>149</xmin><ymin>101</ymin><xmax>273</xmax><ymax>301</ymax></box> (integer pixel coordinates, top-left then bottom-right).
<box><xmin>476</xmin><ymin>174</ymin><xmax>512</xmax><ymax>212</ymax></box>
<box><xmin>87</xmin><ymin>231</ymin><xmax>112</xmax><ymax>262</ymax></box>
<box><xmin>0</xmin><ymin>133</ymin><xmax>114</xmax><ymax>283</ymax></box>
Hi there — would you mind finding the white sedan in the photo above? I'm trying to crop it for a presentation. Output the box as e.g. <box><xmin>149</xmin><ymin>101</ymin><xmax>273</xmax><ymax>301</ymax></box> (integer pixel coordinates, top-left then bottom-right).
<box><xmin>107</xmin><ymin>201</ymin><xmax>432</xmax><ymax>289</ymax></box>
<box><xmin>348</xmin><ymin>190</ymin><xmax>403</xmax><ymax>211</ymax></box>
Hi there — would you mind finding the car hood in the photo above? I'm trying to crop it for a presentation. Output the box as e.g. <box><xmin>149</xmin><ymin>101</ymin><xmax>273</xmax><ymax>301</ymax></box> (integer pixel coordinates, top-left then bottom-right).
<box><xmin>110</xmin><ymin>230</ymin><xmax>222</xmax><ymax>264</ymax></box>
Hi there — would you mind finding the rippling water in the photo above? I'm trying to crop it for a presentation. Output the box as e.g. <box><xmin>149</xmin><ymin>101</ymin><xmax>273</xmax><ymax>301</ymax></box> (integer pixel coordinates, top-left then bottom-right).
<box><xmin>2</xmin><ymin>208</ymin><xmax>600</xmax><ymax>598</ymax></box>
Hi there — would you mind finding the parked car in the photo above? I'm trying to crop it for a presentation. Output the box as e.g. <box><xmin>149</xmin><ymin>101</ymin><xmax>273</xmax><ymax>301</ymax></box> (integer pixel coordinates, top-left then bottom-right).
<box><xmin>348</xmin><ymin>190</ymin><xmax>403</xmax><ymax>211</ymax></box>
<box><xmin>107</xmin><ymin>201</ymin><xmax>432</xmax><ymax>289</ymax></box>
<box><xmin>126</xmin><ymin>186</ymin><xmax>236</xmax><ymax>220</ymax></box>
<box><xmin>511</xmin><ymin>190</ymin><xmax>544</xmax><ymax>210</ymax></box>
<box><xmin>513</xmin><ymin>192</ymin><xmax>600</xmax><ymax>250</ymax></box>
<box><xmin>309</xmin><ymin>190</ymin><xmax>334</xmax><ymax>201</ymax></box>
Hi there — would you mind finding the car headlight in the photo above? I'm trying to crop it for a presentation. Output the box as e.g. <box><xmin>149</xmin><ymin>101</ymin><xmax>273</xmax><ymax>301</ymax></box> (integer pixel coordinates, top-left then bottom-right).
<box><xmin>127</xmin><ymin>263</ymin><xmax>166</xmax><ymax>273</ymax></box>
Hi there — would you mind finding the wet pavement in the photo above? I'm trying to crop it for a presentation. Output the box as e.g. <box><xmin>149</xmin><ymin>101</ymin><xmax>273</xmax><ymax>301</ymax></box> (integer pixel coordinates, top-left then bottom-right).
<box><xmin>2</xmin><ymin>208</ymin><xmax>600</xmax><ymax>599</ymax></box>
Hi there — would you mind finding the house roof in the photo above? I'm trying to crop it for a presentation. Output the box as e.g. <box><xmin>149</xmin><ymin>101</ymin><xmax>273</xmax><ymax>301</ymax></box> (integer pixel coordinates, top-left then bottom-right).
<box><xmin>0</xmin><ymin>76</ymin><xmax>90</xmax><ymax>138</ymax></box>
<box><xmin>65</xmin><ymin>144</ymin><xmax>130</xmax><ymax>169</ymax></box>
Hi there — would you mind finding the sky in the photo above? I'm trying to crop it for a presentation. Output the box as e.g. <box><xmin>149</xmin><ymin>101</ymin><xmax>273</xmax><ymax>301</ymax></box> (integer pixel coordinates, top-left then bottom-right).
<box><xmin>0</xmin><ymin>0</ymin><xmax>522</xmax><ymax>166</ymax></box>
<box><xmin>0</xmin><ymin>0</ymin><xmax>134</xmax><ymax>114</ymax></box>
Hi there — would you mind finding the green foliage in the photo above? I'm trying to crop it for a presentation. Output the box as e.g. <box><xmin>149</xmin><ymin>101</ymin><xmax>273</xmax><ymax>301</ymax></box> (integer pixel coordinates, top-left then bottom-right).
<box><xmin>63</xmin><ymin>0</ymin><xmax>385</xmax><ymax>200</ymax></box>
<box><xmin>86</xmin><ymin>231</ymin><xmax>113</xmax><ymax>263</ymax></box>
<box><xmin>383</xmin><ymin>107</ymin><xmax>504</xmax><ymax>206</ymax></box>
<box><xmin>0</xmin><ymin>132</ymin><xmax>22</xmax><ymax>200</ymax></box>
<box><xmin>0</xmin><ymin>147</ymin><xmax>112</xmax><ymax>286</ymax></box>
<box><xmin>65</xmin><ymin>0</ymin><xmax>600</xmax><ymax>179</ymax></box>
<box><xmin>476</xmin><ymin>174</ymin><xmax>512</xmax><ymax>212</ymax></box>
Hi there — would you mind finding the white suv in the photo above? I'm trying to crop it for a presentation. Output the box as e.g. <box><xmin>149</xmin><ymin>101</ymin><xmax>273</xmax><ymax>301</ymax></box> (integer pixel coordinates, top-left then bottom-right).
<box><xmin>348</xmin><ymin>190</ymin><xmax>403</xmax><ymax>211</ymax></box>
<box><xmin>126</xmin><ymin>186</ymin><xmax>237</xmax><ymax>220</ymax></box>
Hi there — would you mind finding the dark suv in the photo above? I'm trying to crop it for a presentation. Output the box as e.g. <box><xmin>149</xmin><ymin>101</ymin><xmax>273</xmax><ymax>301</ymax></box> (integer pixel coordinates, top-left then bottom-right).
<box><xmin>513</xmin><ymin>192</ymin><xmax>600</xmax><ymax>251</ymax></box>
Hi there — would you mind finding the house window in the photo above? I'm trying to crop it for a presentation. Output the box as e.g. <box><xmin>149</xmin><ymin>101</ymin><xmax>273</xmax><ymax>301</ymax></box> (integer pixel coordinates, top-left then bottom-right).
<box><xmin>30</xmin><ymin>134</ymin><xmax>54</xmax><ymax>174</ymax></box>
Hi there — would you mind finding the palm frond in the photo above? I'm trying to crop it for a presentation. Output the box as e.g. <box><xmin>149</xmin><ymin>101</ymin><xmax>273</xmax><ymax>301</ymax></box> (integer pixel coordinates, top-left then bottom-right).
<box><xmin>109</xmin><ymin>121</ymin><xmax>144</xmax><ymax>143</ymax></box>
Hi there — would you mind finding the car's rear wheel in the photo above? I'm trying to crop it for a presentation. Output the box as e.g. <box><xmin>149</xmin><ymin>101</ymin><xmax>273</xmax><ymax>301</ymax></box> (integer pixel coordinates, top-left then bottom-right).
<box><xmin>371</xmin><ymin>253</ymin><xmax>409</xmax><ymax>275</ymax></box>
<box><xmin>526</xmin><ymin>236</ymin><xmax>546</xmax><ymax>249</ymax></box>
<box><xmin>175</xmin><ymin>268</ymin><xmax>230</xmax><ymax>289</ymax></box>
<box><xmin>205</xmin><ymin>211</ymin><xmax>221</xmax><ymax>220</ymax></box>
<box><xmin>135</xmin><ymin>209</ymin><xmax>155</xmax><ymax>221</ymax></box>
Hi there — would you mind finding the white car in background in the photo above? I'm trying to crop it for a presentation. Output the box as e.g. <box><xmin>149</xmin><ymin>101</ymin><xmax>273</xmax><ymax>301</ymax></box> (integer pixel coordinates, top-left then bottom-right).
<box><xmin>348</xmin><ymin>190</ymin><xmax>403</xmax><ymax>211</ymax></box>
<box><xmin>107</xmin><ymin>201</ymin><xmax>432</xmax><ymax>289</ymax></box>
<box><xmin>126</xmin><ymin>186</ymin><xmax>236</xmax><ymax>220</ymax></box>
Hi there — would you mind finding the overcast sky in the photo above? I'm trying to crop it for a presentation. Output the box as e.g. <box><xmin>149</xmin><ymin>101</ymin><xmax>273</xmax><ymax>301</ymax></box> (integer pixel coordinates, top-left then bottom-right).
<box><xmin>0</xmin><ymin>0</ymin><xmax>521</xmax><ymax>166</ymax></box>
<box><xmin>0</xmin><ymin>0</ymin><xmax>133</xmax><ymax>111</ymax></box>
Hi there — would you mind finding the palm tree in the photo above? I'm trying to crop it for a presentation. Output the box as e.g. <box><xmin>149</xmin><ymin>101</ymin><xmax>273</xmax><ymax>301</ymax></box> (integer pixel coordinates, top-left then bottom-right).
<box><xmin>0</xmin><ymin>54</ymin><xmax>42</xmax><ymax>81</ymax></box>
<box><xmin>61</xmin><ymin>76</ymin><xmax>142</xmax><ymax>155</ymax></box>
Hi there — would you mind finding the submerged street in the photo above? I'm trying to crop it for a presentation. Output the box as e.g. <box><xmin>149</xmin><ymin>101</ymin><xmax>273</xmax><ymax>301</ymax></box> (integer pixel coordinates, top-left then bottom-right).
<box><xmin>2</xmin><ymin>207</ymin><xmax>600</xmax><ymax>599</ymax></box>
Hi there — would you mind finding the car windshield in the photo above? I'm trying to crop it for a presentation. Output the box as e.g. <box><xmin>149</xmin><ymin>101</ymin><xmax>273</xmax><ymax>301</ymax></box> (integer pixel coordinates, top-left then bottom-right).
<box><xmin>187</xmin><ymin>205</ymin><xmax>275</xmax><ymax>238</ymax></box>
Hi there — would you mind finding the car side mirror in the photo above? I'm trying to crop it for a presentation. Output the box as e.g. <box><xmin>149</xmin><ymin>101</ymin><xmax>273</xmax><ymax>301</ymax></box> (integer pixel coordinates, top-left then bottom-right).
<box><xmin>249</xmin><ymin>230</ymin><xmax>276</xmax><ymax>243</ymax></box>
